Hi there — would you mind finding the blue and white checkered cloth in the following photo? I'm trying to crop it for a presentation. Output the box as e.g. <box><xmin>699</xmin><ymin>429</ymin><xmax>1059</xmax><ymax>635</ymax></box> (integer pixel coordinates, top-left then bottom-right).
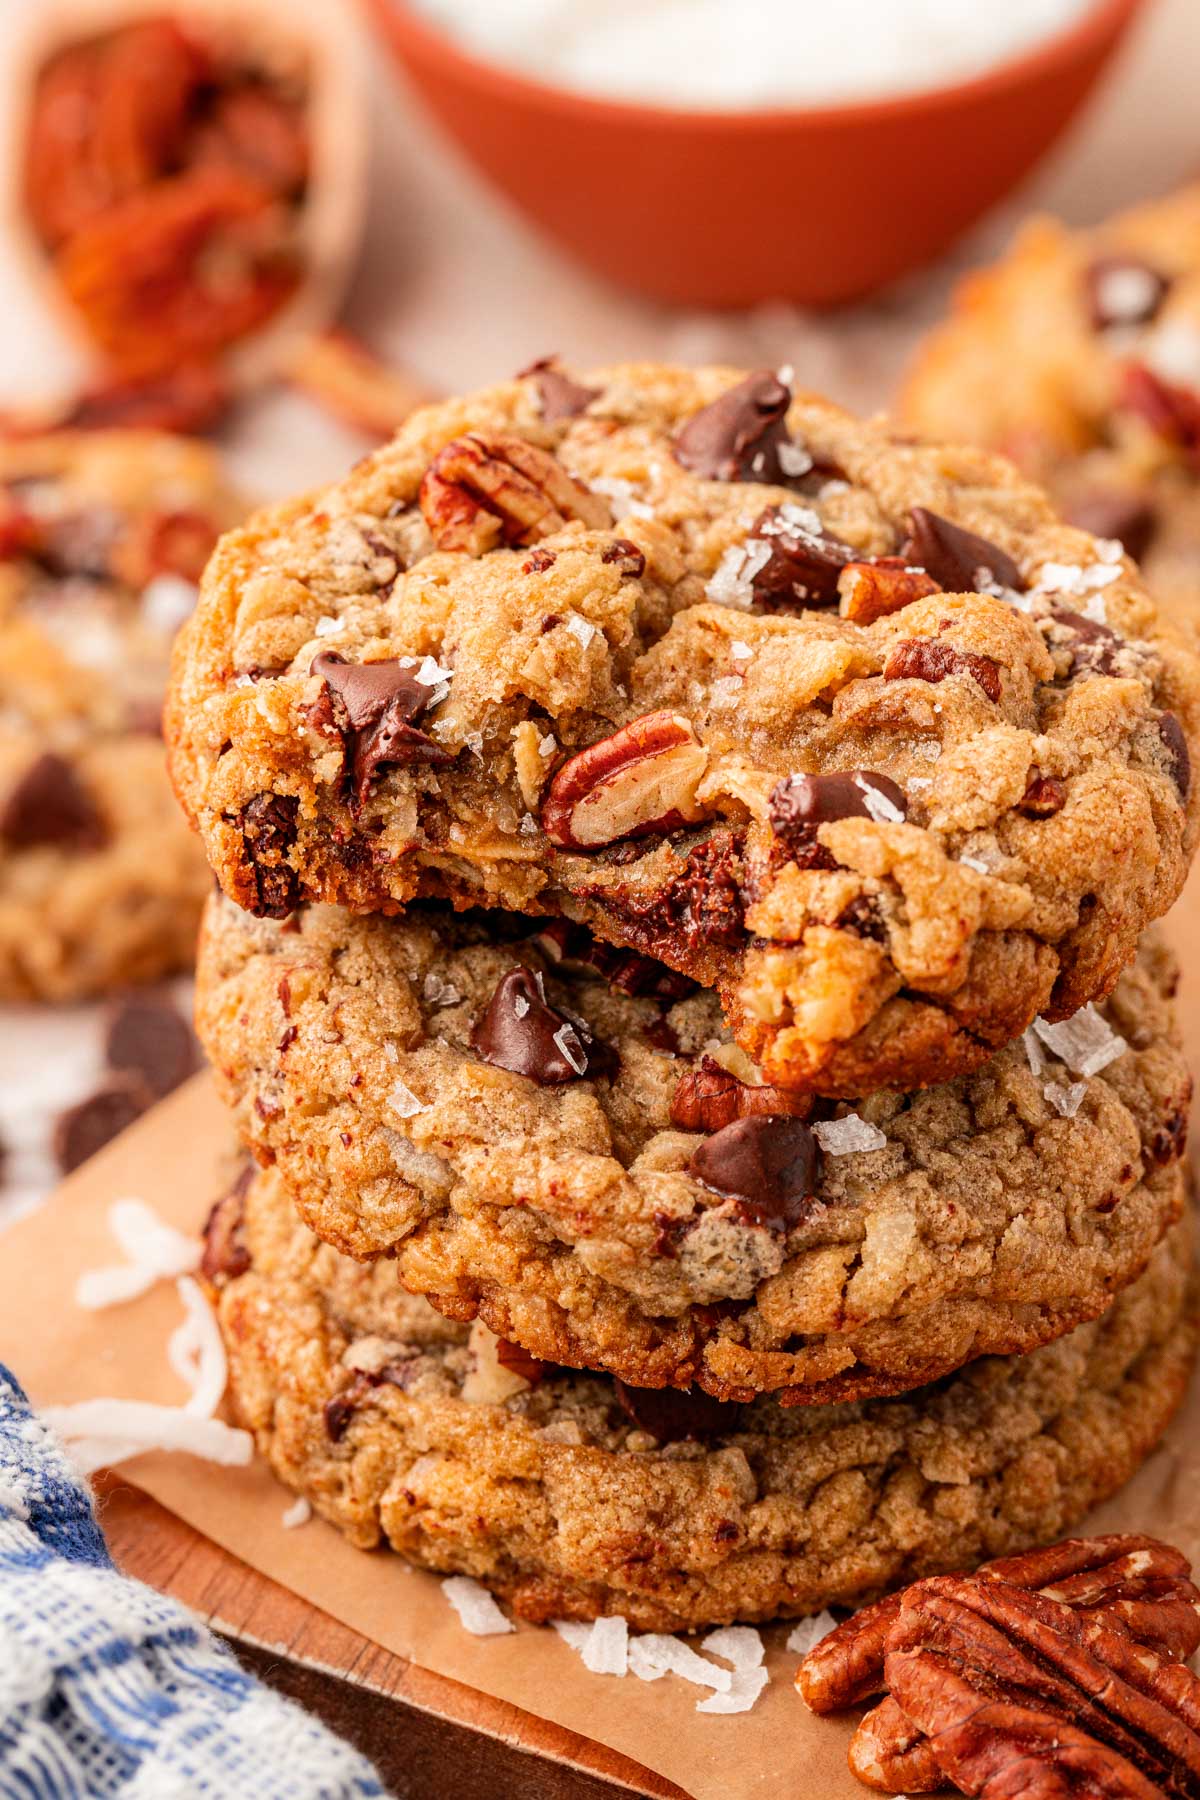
<box><xmin>0</xmin><ymin>1364</ymin><xmax>387</xmax><ymax>1799</ymax></box>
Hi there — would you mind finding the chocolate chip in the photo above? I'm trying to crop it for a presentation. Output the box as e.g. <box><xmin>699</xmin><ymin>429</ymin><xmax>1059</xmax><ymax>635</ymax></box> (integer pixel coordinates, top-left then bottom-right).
<box><xmin>495</xmin><ymin>1338</ymin><xmax>547</xmax><ymax>1384</ymax></box>
<box><xmin>899</xmin><ymin>507</ymin><xmax>1023</xmax><ymax>595</ymax></box>
<box><xmin>521</xmin><ymin>358</ymin><xmax>599</xmax><ymax>423</ymax></box>
<box><xmin>1017</xmin><ymin>771</ymin><xmax>1068</xmax><ymax>818</ymax></box>
<box><xmin>601</xmin><ymin>537</ymin><xmax>646</xmax><ymax>577</ymax></box>
<box><xmin>1</xmin><ymin>752</ymin><xmax>107</xmax><ymax>851</ymax></box>
<box><xmin>200</xmin><ymin>1165</ymin><xmax>253</xmax><ymax>1282</ymax></box>
<box><xmin>1063</xmin><ymin>488</ymin><xmax>1156</xmax><ymax>563</ymax></box>
<box><xmin>769</xmin><ymin>770</ymin><xmax>907</xmax><ymax>868</ymax></box>
<box><xmin>883</xmin><ymin>637</ymin><xmax>1002</xmax><ymax>702</ymax></box>
<box><xmin>745</xmin><ymin>506</ymin><xmax>857</xmax><ymax>609</ymax></box>
<box><xmin>471</xmin><ymin>966</ymin><xmax>612</xmax><ymax>1084</ymax></box>
<box><xmin>689</xmin><ymin>1114</ymin><xmax>821</xmax><ymax>1232</ymax></box>
<box><xmin>54</xmin><ymin>1082</ymin><xmax>149</xmax><ymax>1174</ymax></box>
<box><xmin>105</xmin><ymin>993</ymin><xmax>198</xmax><ymax>1101</ymax></box>
<box><xmin>613</xmin><ymin>1380</ymin><xmax>740</xmax><ymax>1443</ymax></box>
<box><xmin>323</xmin><ymin>1388</ymin><xmax>359</xmax><ymax>1443</ymax></box>
<box><xmin>239</xmin><ymin>793</ymin><xmax>300</xmax><ymax>918</ymax></box>
<box><xmin>312</xmin><ymin>651</ymin><xmax>453</xmax><ymax>805</ymax></box>
<box><xmin>1157</xmin><ymin>711</ymin><xmax>1191</xmax><ymax>799</ymax></box>
<box><xmin>674</xmin><ymin>370</ymin><xmax>803</xmax><ymax>485</ymax></box>
<box><xmin>1085</xmin><ymin>255</ymin><xmax>1170</xmax><ymax>332</ymax></box>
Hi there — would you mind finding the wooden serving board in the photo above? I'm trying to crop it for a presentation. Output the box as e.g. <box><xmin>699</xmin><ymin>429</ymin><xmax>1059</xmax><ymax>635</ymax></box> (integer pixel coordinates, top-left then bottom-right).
<box><xmin>97</xmin><ymin>1475</ymin><xmax>685</xmax><ymax>1800</ymax></box>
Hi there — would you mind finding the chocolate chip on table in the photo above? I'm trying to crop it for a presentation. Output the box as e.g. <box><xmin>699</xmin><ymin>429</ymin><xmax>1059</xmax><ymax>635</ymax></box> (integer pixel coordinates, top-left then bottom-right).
<box><xmin>0</xmin><ymin>752</ymin><xmax>108</xmax><ymax>851</ymax></box>
<box><xmin>674</xmin><ymin>369</ymin><xmax>806</xmax><ymax>485</ymax></box>
<box><xmin>613</xmin><ymin>1379</ymin><xmax>740</xmax><ymax>1443</ymax></box>
<box><xmin>746</xmin><ymin>505</ymin><xmax>857</xmax><ymax>608</ymax></box>
<box><xmin>520</xmin><ymin>357</ymin><xmax>600</xmax><ymax>424</ymax></box>
<box><xmin>105</xmin><ymin>993</ymin><xmax>198</xmax><ymax>1101</ymax></box>
<box><xmin>1085</xmin><ymin>254</ymin><xmax>1170</xmax><ymax>332</ymax></box>
<box><xmin>311</xmin><ymin>651</ymin><xmax>452</xmax><ymax>804</ymax></box>
<box><xmin>899</xmin><ymin>506</ymin><xmax>1023</xmax><ymax>594</ymax></box>
<box><xmin>239</xmin><ymin>792</ymin><xmax>300</xmax><ymax>918</ymax></box>
<box><xmin>54</xmin><ymin>1081</ymin><xmax>150</xmax><ymax>1175</ymax></box>
<box><xmin>471</xmin><ymin>966</ymin><xmax>613</xmax><ymax>1084</ymax></box>
<box><xmin>769</xmin><ymin>770</ymin><xmax>908</xmax><ymax>868</ymax></box>
<box><xmin>689</xmin><ymin>1114</ymin><xmax>822</xmax><ymax>1232</ymax></box>
<box><xmin>883</xmin><ymin>637</ymin><xmax>1003</xmax><ymax>702</ymax></box>
<box><xmin>1157</xmin><ymin>711</ymin><xmax>1191</xmax><ymax>799</ymax></box>
<box><xmin>1063</xmin><ymin>487</ymin><xmax>1157</xmax><ymax>563</ymax></box>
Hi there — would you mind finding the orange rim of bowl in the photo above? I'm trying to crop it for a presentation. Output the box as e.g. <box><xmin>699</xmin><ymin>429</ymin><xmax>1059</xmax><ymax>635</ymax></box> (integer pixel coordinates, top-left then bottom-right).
<box><xmin>366</xmin><ymin>0</ymin><xmax>1146</xmax><ymax>131</ymax></box>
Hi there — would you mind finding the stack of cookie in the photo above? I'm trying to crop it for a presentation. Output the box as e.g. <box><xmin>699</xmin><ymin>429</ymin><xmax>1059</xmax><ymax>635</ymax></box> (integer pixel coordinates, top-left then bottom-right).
<box><xmin>168</xmin><ymin>363</ymin><xmax>1200</xmax><ymax>1631</ymax></box>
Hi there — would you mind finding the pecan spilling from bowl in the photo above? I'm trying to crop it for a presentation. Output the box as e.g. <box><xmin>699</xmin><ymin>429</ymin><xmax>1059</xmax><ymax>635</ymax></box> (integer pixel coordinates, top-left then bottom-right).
<box><xmin>796</xmin><ymin>1533</ymin><xmax>1200</xmax><ymax>1796</ymax></box>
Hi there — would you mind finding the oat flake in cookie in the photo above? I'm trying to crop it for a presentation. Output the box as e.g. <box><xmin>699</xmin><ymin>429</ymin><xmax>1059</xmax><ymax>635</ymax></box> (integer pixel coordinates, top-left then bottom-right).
<box><xmin>194</xmin><ymin>896</ymin><xmax>1190</xmax><ymax>1405</ymax></box>
<box><xmin>0</xmin><ymin>430</ymin><xmax>240</xmax><ymax>1000</ymax></box>
<box><xmin>167</xmin><ymin>364</ymin><xmax>1200</xmax><ymax>1093</ymax></box>
<box><xmin>206</xmin><ymin>1161</ymin><xmax>1197</xmax><ymax>1632</ymax></box>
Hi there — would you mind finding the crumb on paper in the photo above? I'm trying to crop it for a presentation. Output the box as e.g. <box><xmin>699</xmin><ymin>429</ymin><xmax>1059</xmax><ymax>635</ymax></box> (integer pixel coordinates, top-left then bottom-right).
<box><xmin>281</xmin><ymin>1496</ymin><xmax>312</xmax><ymax>1529</ymax></box>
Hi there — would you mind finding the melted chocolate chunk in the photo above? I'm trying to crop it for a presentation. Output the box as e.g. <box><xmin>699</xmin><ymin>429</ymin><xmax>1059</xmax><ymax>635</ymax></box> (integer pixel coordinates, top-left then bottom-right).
<box><xmin>769</xmin><ymin>771</ymin><xmax>907</xmax><ymax>867</ymax></box>
<box><xmin>54</xmin><ymin>1082</ymin><xmax>148</xmax><ymax>1174</ymax></box>
<box><xmin>883</xmin><ymin>637</ymin><xmax>1002</xmax><ymax>702</ymax></box>
<box><xmin>1157</xmin><ymin>711</ymin><xmax>1191</xmax><ymax>799</ymax></box>
<box><xmin>239</xmin><ymin>793</ymin><xmax>300</xmax><ymax>918</ymax></box>
<box><xmin>689</xmin><ymin>1114</ymin><xmax>822</xmax><ymax>1232</ymax></box>
<box><xmin>1063</xmin><ymin>488</ymin><xmax>1157</xmax><ymax>563</ymax></box>
<box><xmin>614</xmin><ymin>1380</ymin><xmax>740</xmax><ymax>1443</ymax></box>
<box><xmin>312</xmin><ymin>651</ymin><xmax>453</xmax><ymax>805</ymax></box>
<box><xmin>533</xmin><ymin>919</ymin><xmax>695</xmax><ymax>1002</ymax></box>
<box><xmin>746</xmin><ymin>506</ymin><xmax>856</xmax><ymax>608</ymax></box>
<box><xmin>1085</xmin><ymin>255</ymin><xmax>1170</xmax><ymax>332</ymax></box>
<box><xmin>200</xmin><ymin>1165</ymin><xmax>253</xmax><ymax>1282</ymax></box>
<box><xmin>522</xmin><ymin>358</ymin><xmax>600</xmax><ymax>423</ymax></box>
<box><xmin>105</xmin><ymin>994</ymin><xmax>198</xmax><ymax>1101</ymax></box>
<box><xmin>579</xmin><ymin>833</ymin><xmax>745</xmax><ymax>959</ymax></box>
<box><xmin>471</xmin><ymin>966</ymin><xmax>613</xmax><ymax>1084</ymax></box>
<box><xmin>899</xmin><ymin>507</ymin><xmax>1023</xmax><ymax>595</ymax></box>
<box><xmin>1</xmin><ymin>752</ymin><xmax>107</xmax><ymax>852</ymax></box>
<box><xmin>674</xmin><ymin>370</ymin><xmax>803</xmax><ymax>485</ymax></box>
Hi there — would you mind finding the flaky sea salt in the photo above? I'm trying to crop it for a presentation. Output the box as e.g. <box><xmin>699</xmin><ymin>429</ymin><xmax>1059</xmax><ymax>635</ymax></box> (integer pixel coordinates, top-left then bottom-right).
<box><xmin>812</xmin><ymin>1114</ymin><xmax>887</xmax><ymax>1155</ymax></box>
<box><xmin>959</xmin><ymin>854</ymin><xmax>991</xmax><ymax>875</ymax></box>
<box><xmin>1144</xmin><ymin>319</ymin><xmax>1200</xmax><ymax>391</ymax></box>
<box><xmin>706</xmin><ymin>539</ymin><xmax>771</xmax><ymax>609</ymax></box>
<box><xmin>423</xmin><ymin>972</ymin><xmax>461</xmax><ymax>1007</ymax></box>
<box><xmin>858</xmin><ymin>780</ymin><xmax>905</xmax><ymax>825</ymax></box>
<box><xmin>729</xmin><ymin>640</ymin><xmax>754</xmax><ymax>662</ymax></box>
<box><xmin>1045</xmin><ymin>1080</ymin><xmax>1088</xmax><ymax>1118</ymax></box>
<box><xmin>786</xmin><ymin>1610</ymin><xmax>839</xmax><ymax>1657</ymax></box>
<box><xmin>389</xmin><ymin>1079</ymin><xmax>424</xmax><ymax>1119</ymax></box>
<box><xmin>282</xmin><ymin>1496</ymin><xmax>313</xmax><ymax>1528</ymax></box>
<box><xmin>441</xmin><ymin>1576</ymin><xmax>515</xmax><ymax>1636</ymax></box>
<box><xmin>1035</xmin><ymin>559</ymin><xmax>1120</xmax><ymax>599</ymax></box>
<box><xmin>553</xmin><ymin>1023</ymin><xmax>588</xmax><ymax>1075</ymax></box>
<box><xmin>589</xmin><ymin>475</ymin><xmax>655</xmax><ymax>519</ymax></box>
<box><xmin>1031</xmin><ymin>1005</ymin><xmax>1127</xmax><ymax>1077</ymax></box>
<box><xmin>565</xmin><ymin>612</ymin><xmax>598</xmax><ymax>649</ymax></box>
<box><xmin>1023</xmin><ymin>1028</ymin><xmax>1049</xmax><ymax>1078</ymax></box>
<box><xmin>776</xmin><ymin>441</ymin><xmax>813</xmax><ymax>479</ymax></box>
<box><xmin>411</xmin><ymin>0</ymin><xmax>1094</xmax><ymax>110</ymax></box>
<box><xmin>313</xmin><ymin>614</ymin><xmax>343</xmax><ymax>637</ymax></box>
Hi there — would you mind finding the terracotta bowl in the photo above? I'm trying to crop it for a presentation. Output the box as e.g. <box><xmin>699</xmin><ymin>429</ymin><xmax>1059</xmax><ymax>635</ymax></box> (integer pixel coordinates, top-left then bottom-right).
<box><xmin>366</xmin><ymin>0</ymin><xmax>1145</xmax><ymax>307</ymax></box>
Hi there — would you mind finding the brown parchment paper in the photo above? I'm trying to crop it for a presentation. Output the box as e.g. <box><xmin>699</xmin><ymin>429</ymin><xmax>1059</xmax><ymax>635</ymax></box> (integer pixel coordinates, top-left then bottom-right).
<box><xmin>3</xmin><ymin>874</ymin><xmax>1200</xmax><ymax>1800</ymax></box>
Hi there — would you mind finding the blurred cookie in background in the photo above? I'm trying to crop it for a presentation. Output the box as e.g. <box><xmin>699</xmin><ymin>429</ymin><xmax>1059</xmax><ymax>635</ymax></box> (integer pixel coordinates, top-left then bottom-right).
<box><xmin>0</xmin><ymin>428</ymin><xmax>240</xmax><ymax>1000</ymax></box>
<box><xmin>903</xmin><ymin>181</ymin><xmax>1200</xmax><ymax>626</ymax></box>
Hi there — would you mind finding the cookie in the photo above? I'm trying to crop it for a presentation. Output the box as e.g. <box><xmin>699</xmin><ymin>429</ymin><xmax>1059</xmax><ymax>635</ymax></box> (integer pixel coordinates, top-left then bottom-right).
<box><xmin>166</xmin><ymin>363</ymin><xmax>1200</xmax><ymax>1094</ymax></box>
<box><xmin>0</xmin><ymin>430</ymin><xmax>240</xmax><ymax>999</ymax></box>
<box><xmin>194</xmin><ymin>894</ymin><xmax>1190</xmax><ymax>1404</ymax></box>
<box><xmin>208</xmin><ymin>1160</ymin><xmax>1197</xmax><ymax>1631</ymax></box>
<box><xmin>903</xmin><ymin>184</ymin><xmax>1200</xmax><ymax>626</ymax></box>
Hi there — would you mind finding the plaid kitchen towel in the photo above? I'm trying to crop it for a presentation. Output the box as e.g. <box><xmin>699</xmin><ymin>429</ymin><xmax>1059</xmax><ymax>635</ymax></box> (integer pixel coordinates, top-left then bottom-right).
<box><xmin>0</xmin><ymin>1364</ymin><xmax>387</xmax><ymax>1799</ymax></box>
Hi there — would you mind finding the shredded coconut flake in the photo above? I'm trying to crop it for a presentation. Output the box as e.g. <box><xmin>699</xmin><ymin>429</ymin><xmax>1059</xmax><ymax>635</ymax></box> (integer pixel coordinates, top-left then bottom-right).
<box><xmin>627</xmin><ymin>1634</ymin><xmax>732</xmax><ymax>1691</ymax></box>
<box><xmin>166</xmin><ymin>1277</ymin><xmax>228</xmax><ymax>1419</ymax></box>
<box><xmin>1023</xmin><ymin>1028</ymin><xmax>1049</xmax><ymax>1078</ymax></box>
<box><xmin>701</xmin><ymin>1626</ymin><xmax>764</xmax><ymax>1671</ymax></box>
<box><xmin>1032</xmin><ymin>1005</ymin><xmax>1127</xmax><ymax>1077</ymax></box>
<box><xmin>75</xmin><ymin>1198</ymin><xmax>200</xmax><ymax>1310</ymax></box>
<box><xmin>705</xmin><ymin>539</ymin><xmax>771</xmax><ymax>609</ymax></box>
<box><xmin>44</xmin><ymin>1400</ymin><xmax>253</xmax><ymax>1476</ymax></box>
<box><xmin>696</xmin><ymin>1667</ymin><xmax>771</xmax><ymax>1714</ymax></box>
<box><xmin>555</xmin><ymin>1615</ymin><xmax>630</xmax><ymax>1676</ymax></box>
<box><xmin>812</xmin><ymin>1114</ymin><xmax>887</xmax><ymax>1155</ymax></box>
<box><xmin>441</xmin><ymin>1575</ymin><xmax>514</xmax><ymax>1636</ymax></box>
<box><xmin>1045</xmin><ymin>1079</ymin><xmax>1088</xmax><ymax>1118</ymax></box>
<box><xmin>787</xmin><ymin>1609</ymin><xmax>839</xmax><ymax>1656</ymax></box>
<box><xmin>958</xmin><ymin>854</ymin><xmax>991</xmax><ymax>875</ymax></box>
<box><xmin>1034</xmin><ymin>559</ymin><xmax>1120</xmax><ymax>599</ymax></box>
<box><xmin>553</xmin><ymin>1619</ymin><xmax>592</xmax><ymax>1654</ymax></box>
<box><xmin>389</xmin><ymin>1079</ymin><xmax>424</xmax><ymax>1119</ymax></box>
<box><xmin>729</xmin><ymin>639</ymin><xmax>754</xmax><ymax>662</ymax></box>
<box><xmin>282</xmin><ymin>1496</ymin><xmax>312</xmax><ymax>1528</ymax></box>
<box><xmin>711</xmin><ymin>675</ymin><xmax>744</xmax><ymax>704</ymax></box>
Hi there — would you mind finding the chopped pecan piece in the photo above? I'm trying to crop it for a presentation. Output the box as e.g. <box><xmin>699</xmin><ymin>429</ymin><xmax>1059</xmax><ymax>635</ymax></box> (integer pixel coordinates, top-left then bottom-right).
<box><xmin>1121</xmin><ymin>363</ymin><xmax>1200</xmax><ymax>464</ymax></box>
<box><xmin>883</xmin><ymin>637</ymin><xmax>1002</xmax><ymax>702</ymax></box>
<box><xmin>419</xmin><ymin>431</ymin><xmax>610</xmax><ymax>553</ymax></box>
<box><xmin>670</xmin><ymin>1055</ymin><xmax>812</xmax><ymax>1133</ymax></box>
<box><xmin>838</xmin><ymin>556</ymin><xmax>941</xmax><ymax>624</ymax></box>
<box><xmin>200</xmin><ymin>1165</ymin><xmax>253</xmax><ymax>1283</ymax></box>
<box><xmin>541</xmin><ymin>711</ymin><xmax>710</xmax><ymax>850</ymax></box>
<box><xmin>614</xmin><ymin>1380</ymin><xmax>740</xmax><ymax>1443</ymax></box>
<box><xmin>1018</xmin><ymin>769</ymin><xmax>1067</xmax><ymax>817</ymax></box>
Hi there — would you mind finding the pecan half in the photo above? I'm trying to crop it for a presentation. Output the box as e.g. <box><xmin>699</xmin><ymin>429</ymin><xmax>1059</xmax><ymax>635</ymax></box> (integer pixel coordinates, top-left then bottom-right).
<box><xmin>541</xmin><ymin>711</ymin><xmax>710</xmax><ymax>850</ymax></box>
<box><xmin>419</xmin><ymin>431</ymin><xmax>610</xmax><ymax>553</ymax></box>
<box><xmin>838</xmin><ymin>556</ymin><xmax>941</xmax><ymax>624</ymax></box>
<box><xmin>670</xmin><ymin>1055</ymin><xmax>812</xmax><ymax>1133</ymax></box>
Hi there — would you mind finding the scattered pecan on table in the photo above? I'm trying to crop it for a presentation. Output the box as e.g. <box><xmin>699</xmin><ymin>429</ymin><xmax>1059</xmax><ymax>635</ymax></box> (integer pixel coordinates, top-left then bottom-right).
<box><xmin>795</xmin><ymin>1533</ymin><xmax>1200</xmax><ymax>1796</ymax></box>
